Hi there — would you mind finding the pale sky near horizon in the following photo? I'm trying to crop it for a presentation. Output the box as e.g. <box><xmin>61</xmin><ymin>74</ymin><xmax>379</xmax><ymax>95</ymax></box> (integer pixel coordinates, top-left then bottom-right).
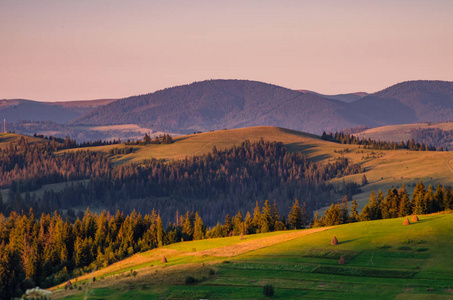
<box><xmin>1</xmin><ymin>0</ymin><xmax>453</xmax><ymax>101</ymax></box>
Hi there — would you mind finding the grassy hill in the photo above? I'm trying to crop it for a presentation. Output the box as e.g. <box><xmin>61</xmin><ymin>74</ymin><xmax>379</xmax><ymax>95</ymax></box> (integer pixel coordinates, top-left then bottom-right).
<box><xmin>0</xmin><ymin>132</ymin><xmax>46</xmax><ymax>149</ymax></box>
<box><xmin>50</xmin><ymin>212</ymin><xmax>453</xmax><ymax>299</ymax></box>
<box><xmin>4</xmin><ymin>127</ymin><xmax>453</xmax><ymax>213</ymax></box>
<box><xmin>58</xmin><ymin>126</ymin><xmax>453</xmax><ymax>210</ymax></box>
<box><xmin>353</xmin><ymin>123</ymin><xmax>453</xmax><ymax>143</ymax></box>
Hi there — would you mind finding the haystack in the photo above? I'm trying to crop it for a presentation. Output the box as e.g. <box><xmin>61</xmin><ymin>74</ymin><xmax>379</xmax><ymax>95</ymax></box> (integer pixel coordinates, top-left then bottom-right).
<box><xmin>331</xmin><ymin>236</ymin><xmax>338</xmax><ymax>245</ymax></box>
<box><xmin>338</xmin><ymin>256</ymin><xmax>346</xmax><ymax>265</ymax></box>
<box><xmin>161</xmin><ymin>256</ymin><xmax>167</xmax><ymax>263</ymax></box>
<box><xmin>403</xmin><ymin>218</ymin><xmax>410</xmax><ymax>225</ymax></box>
<box><xmin>411</xmin><ymin>215</ymin><xmax>419</xmax><ymax>222</ymax></box>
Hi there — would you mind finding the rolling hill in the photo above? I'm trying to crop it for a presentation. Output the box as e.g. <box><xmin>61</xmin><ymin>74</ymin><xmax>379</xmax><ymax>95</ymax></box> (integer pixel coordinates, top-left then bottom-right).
<box><xmin>70</xmin><ymin>80</ymin><xmax>360</xmax><ymax>134</ymax></box>
<box><xmin>58</xmin><ymin>126</ymin><xmax>453</xmax><ymax>209</ymax></box>
<box><xmin>50</xmin><ymin>212</ymin><xmax>453</xmax><ymax>299</ymax></box>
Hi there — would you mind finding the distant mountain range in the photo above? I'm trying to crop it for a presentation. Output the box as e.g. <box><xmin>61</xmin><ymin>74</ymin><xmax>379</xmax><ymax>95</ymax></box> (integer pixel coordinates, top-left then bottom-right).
<box><xmin>2</xmin><ymin>80</ymin><xmax>453</xmax><ymax>138</ymax></box>
<box><xmin>297</xmin><ymin>90</ymin><xmax>368</xmax><ymax>103</ymax></box>
<box><xmin>0</xmin><ymin>98</ymin><xmax>116</xmax><ymax>124</ymax></box>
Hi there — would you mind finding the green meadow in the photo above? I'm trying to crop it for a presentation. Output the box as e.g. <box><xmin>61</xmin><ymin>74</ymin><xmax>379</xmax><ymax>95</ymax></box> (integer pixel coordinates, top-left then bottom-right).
<box><xmin>53</xmin><ymin>212</ymin><xmax>453</xmax><ymax>299</ymax></box>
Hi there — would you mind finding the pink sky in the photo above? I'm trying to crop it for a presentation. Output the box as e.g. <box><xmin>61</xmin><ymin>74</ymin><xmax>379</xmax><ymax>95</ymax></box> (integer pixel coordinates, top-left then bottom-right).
<box><xmin>1</xmin><ymin>0</ymin><xmax>452</xmax><ymax>101</ymax></box>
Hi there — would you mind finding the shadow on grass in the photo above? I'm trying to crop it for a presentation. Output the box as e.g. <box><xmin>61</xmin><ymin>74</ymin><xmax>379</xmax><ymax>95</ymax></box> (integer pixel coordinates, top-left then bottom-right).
<box><xmin>285</xmin><ymin>142</ymin><xmax>331</xmax><ymax>162</ymax></box>
<box><xmin>339</xmin><ymin>238</ymin><xmax>362</xmax><ymax>244</ymax></box>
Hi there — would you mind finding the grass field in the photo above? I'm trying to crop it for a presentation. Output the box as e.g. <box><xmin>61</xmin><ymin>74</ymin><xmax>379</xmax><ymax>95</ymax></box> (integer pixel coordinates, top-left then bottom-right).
<box><xmin>51</xmin><ymin>212</ymin><xmax>453</xmax><ymax>299</ymax></box>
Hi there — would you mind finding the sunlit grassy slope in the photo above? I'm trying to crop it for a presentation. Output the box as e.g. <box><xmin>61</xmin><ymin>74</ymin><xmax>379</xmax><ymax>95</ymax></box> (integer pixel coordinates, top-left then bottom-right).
<box><xmin>5</xmin><ymin>127</ymin><xmax>453</xmax><ymax>210</ymax></box>
<box><xmin>0</xmin><ymin>132</ymin><xmax>45</xmax><ymax>149</ymax></box>
<box><xmin>58</xmin><ymin>126</ymin><xmax>453</xmax><ymax>208</ymax></box>
<box><xmin>353</xmin><ymin>122</ymin><xmax>453</xmax><ymax>144</ymax></box>
<box><xmin>52</xmin><ymin>212</ymin><xmax>453</xmax><ymax>299</ymax></box>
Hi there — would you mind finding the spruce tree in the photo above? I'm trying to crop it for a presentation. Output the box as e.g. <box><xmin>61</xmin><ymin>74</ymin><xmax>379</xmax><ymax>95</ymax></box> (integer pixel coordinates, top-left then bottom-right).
<box><xmin>399</xmin><ymin>192</ymin><xmax>412</xmax><ymax>217</ymax></box>
<box><xmin>193</xmin><ymin>212</ymin><xmax>204</xmax><ymax>240</ymax></box>
<box><xmin>288</xmin><ymin>199</ymin><xmax>302</xmax><ymax>229</ymax></box>
<box><xmin>350</xmin><ymin>199</ymin><xmax>359</xmax><ymax>222</ymax></box>
<box><xmin>260</xmin><ymin>200</ymin><xmax>273</xmax><ymax>233</ymax></box>
<box><xmin>434</xmin><ymin>184</ymin><xmax>444</xmax><ymax>212</ymax></box>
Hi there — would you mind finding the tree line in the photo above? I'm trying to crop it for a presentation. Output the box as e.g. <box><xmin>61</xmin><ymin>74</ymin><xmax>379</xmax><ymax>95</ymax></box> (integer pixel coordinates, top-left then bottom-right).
<box><xmin>314</xmin><ymin>181</ymin><xmax>453</xmax><ymax>226</ymax></box>
<box><xmin>410</xmin><ymin>127</ymin><xmax>453</xmax><ymax>151</ymax></box>
<box><xmin>322</xmin><ymin>131</ymin><xmax>439</xmax><ymax>151</ymax></box>
<box><xmin>2</xmin><ymin>182</ymin><xmax>453</xmax><ymax>298</ymax></box>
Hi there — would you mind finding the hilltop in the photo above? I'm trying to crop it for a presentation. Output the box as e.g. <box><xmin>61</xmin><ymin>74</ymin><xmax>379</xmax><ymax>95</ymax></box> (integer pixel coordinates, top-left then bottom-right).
<box><xmin>71</xmin><ymin>80</ymin><xmax>356</xmax><ymax>134</ymax></box>
<box><xmin>51</xmin><ymin>213</ymin><xmax>453</xmax><ymax>299</ymax></box>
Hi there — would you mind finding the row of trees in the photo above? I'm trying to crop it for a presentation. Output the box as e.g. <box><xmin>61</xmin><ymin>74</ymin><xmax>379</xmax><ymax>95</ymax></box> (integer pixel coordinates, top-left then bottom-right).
<box><xmin>315</xmin><ymin>182</ymin><xmax>453</xmax><ymax>226</ymax></box>
<box><xmin>322</xmin><ymin>131</ymin><xmax>440</xmax><ymax>151</ymax></box>
<box><xmin>410</xmin><ymin>128</ymin><xmax>453</xmax><ymax>151</ymax></box>
<box><xmin>0</xmin><ymin>199</ymin><xmax>308</xmax><ymax>299</ymax></box>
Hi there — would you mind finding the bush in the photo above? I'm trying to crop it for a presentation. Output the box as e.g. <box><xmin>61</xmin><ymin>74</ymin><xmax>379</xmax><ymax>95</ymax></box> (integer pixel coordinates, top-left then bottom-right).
<box><xmin>208</xmin><ymin>268</ymin><xmax>216</xmax><ymax>276</ymax></box>
<box><xmin>397</xmin><ymin>246</ymin><xmax>412</xmax><ymax>251</ymax></box>
<box><xmin>263</xmin><ymin>284</ymin><xmax>275</xmax><ymax>297</ymax></box>
<box><xmin>416</xmin><ymin>247</ymin><xmax>429</xmax><ymax>252</ymax></box>
<box><xmin>185</xmin><ymin>276</ymin><xmax>198</xmax><ymax>285</ymax></box>
<box><xmin>378</xmin><ymin>244</ymin><xmax>392</xmax><ymax>249</ymax></box>
<box><xmin>402</xmin><ymin>239</ymin><xmax>415</xmax><ymax>244</ymax></box>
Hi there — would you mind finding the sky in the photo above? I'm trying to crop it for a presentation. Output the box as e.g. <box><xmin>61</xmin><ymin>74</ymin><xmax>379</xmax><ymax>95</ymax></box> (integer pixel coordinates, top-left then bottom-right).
<box><xmin>1</xmin><ymin>0</ymin><xmax>453</xmax><ymax>101</ymax></box>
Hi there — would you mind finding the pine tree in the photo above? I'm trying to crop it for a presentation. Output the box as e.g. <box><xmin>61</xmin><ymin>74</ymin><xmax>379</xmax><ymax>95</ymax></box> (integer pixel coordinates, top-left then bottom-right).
<box><xmin>288</xmin><ymin>199</ymin><xmax>302</xmax><ymax>229</ymax></box>
<box><xmin>193</xmin><ymin>212</ymin><xmax>204</xmax><ymax>240</ymax></box>
<box><xmin>260</xmin><ymin>200</ymin><xmax>273</xmax><ymax>233</ymax></box>
<box><xmin>324</xmin><ymin>203</ymin><xmax>342</xmax><ymax>226</ymax></box>
<box><xmin>243</xmin><ymin>211</ymin><xmax>253</xmax><ymax>234</ymax></box>
<box><xmin>223</xmin><ymin>214</ymin><xmax>233</xmax><ymax>237</ymax></box>
<box><xmin>399</xmin><ymin>192</ymin><xmax>412</xmax><ymax>217</ymax></box>
<box><xmin>312</xmin><ymin>211</ymin><xmax>323</xmax><ymax>227</ymax></box>
<box><xmin>360</xmin><ymin>204</ymin><xmax>372</xmax><ymax>221</ymax></box>
<box><xmin>424</xmin><ymin>185</ymin><xmax>435</xmax><ymax>214</ymax></box>
<box><xmin>233</xmin><ymin>211</ymin><xmax>243</xmax><ymax>236</ymax></box>
<box><xmin>340</xmin><ymin>196</ymin><xmax>349</xmax><ymax>223</ymax></box>
<box><xmin>156</xmin><ymin>215</ymin><xmax>164</xmax><ymax>247</ymax></box>
<box><xmin>443</xmin><ymin>186</ymin><xmax>453</xmax><ymax>210</ymax></box>
<box><xmin>182</xmin><ymin>211</ymin><xmax>194</xmax><ymax>241</ymax></box>
<box><xmin>434</xmin><ymin>184</ymin><xmax>444</xmax><ymax>212</ymax></box>
<box><xmin>252</xmin><ymin>201</ymin><xmax>262</xmax><ymax>233</ymax></box>
<box><xmin>350</xmin><ymin>199</ymin><xmax>359</xmax><ymax>222</ymax></box>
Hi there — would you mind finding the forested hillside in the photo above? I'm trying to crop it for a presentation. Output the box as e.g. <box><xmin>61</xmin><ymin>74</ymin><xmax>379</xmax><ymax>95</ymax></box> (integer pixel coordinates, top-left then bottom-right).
<box><xmin>71</xmin><ymin>80</ymin><xmax>357</xmax><ymax>134</ymax></box>
<box><xmin>0</xmin><ymin>138</ymin><xmax>362</xmax><ymax>225</ymax></box>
